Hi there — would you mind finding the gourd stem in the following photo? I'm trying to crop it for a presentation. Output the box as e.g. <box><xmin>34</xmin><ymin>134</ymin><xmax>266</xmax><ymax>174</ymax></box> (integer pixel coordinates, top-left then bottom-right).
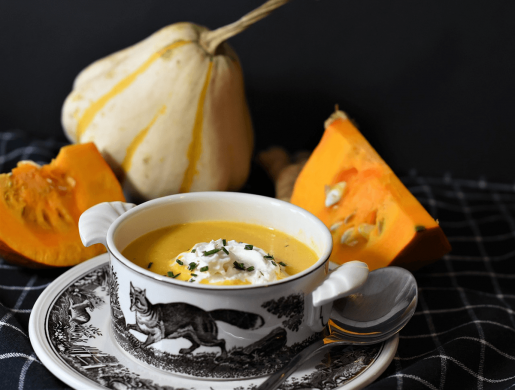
<box><xmin>200</xmin><ymin>0</ymin><xmax>290</xmax><ymax>55</ymax></box>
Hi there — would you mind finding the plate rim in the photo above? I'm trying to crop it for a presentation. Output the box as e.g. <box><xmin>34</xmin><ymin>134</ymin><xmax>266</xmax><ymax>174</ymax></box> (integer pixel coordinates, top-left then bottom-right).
<box><xmin>29</xmin><ymin>254</ymin><xmax>398</xmax><ymax>390</ymax></box>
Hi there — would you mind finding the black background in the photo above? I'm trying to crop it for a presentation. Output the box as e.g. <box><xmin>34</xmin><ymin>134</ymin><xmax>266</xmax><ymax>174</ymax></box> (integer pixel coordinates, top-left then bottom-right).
<box><xmin>2</xmin><ymin>0</ymin><xmax>514</xmax><ymax>182</ymax></box>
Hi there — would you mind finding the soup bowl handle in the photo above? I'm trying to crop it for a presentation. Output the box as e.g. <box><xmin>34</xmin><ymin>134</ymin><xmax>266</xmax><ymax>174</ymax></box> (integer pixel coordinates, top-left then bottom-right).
<box><xmin>79</xmin><ymin>201</ymin><xmax>136</xmax><ymax>248</ymax></box>
<box><xmin>311</xmin><ymin>261</ymin><xmax>369</xmax><ymax>307</ymax></box>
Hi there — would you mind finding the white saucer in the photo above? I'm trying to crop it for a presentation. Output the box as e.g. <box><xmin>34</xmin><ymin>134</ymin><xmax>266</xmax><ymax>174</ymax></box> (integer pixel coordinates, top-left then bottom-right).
<box><xmin>29</xmin><ymin>254</ymin><xmax>398</xmax><ymax>390</ymax></box>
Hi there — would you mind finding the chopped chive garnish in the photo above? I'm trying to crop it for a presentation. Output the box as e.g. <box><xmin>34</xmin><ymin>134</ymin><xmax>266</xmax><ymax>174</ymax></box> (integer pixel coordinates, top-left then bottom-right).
<box><xmin>222</xmin><ymin>239</ymin><xmax>227</xmax><ymax>246</ymax></box>
<box><xmin>147</xmin><ymin>262</ymin><xmax>153</xmax><ymax>269</ymax></box>
<box><xmin>271</xmin><ymin>261</ymin><xmax>277</xmax><ymax>267</ymax></box>
<box><xmin>200</xmin><ymin>266</ymin><xmax>209</xmax><ymax>272</ymax></box>
<box><xmin>233</xmin><ymin>261</ymin><xmax>246</xmax><ymax>270</ymax></box>
<box><xmin>167</xmin><ymin>271</ymin><xmax>180</xmax><ymax>278</ymax></box>
<box><xmin>191</xmin><ymin>273</ymin><xmax>198</xmax><ymax>277</ymax></box>
<box><xmin>279</xmin><ymin>262</ymin><xmax>287</xmax><ymax>267</ymax></box>
<box><xmin>203</xmin><ymin>248</ymin><xmax>221</xmax><ymax>256</ymax></box>
<box><xmin>244</xmin><ymin>244</ymin><xmax>253</xmax><ymax>250</ymax></box>
<box><xmin>222</xmin><ymin>247</ymin><xmax>229</xmax><ymax>255</ymax></box>
<box><xmin>191</xmin><ymin>249</ymin><xmax>196</xmax><ymax>253</ymax></box>
<box><xmin>188</xmin><ymin>262</ymin><xmax>198</xmax><ymax>271</ymax></box>
<box><xmin>264</xmin><ymin>253</ymin><xmax>275</xmax><ymax>260</ymax></box>
<box><xmin>260</xmin><ymin>271</ymin><xmax>264</xmax><ymax>276</ymax></box>
<box><xmin>176</xmin><ymin>259</ymin><xmax>183</xmax><ymax>265</ymax></box>
<box><xmin>190</xmin><ymin>279</ymin><xmax>195</xmax><ymax>283</ymax></box>
<box><xmin>247</xmin><ymin>266</ymin><xmax>255</xmax><ymax>272</ymax></box>
<box><xmin>415</xmin><ymin>225</ymin><xmax>426</xmax><ymax>232</ymax></box>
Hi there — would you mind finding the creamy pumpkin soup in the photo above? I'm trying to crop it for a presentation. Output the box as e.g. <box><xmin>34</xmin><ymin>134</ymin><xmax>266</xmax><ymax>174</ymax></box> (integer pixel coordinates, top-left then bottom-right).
<box><xmin>122</xmin><ymin>221</ymin><xmax>319</xmax><ymax>285</ymax></box>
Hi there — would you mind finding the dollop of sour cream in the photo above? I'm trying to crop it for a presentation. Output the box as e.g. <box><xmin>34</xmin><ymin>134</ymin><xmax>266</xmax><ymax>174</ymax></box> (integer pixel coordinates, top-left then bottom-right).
<box><xmin>173</xmin><ymin>239</ymin><xmax>289</xmax><ymax>285</ymax></box>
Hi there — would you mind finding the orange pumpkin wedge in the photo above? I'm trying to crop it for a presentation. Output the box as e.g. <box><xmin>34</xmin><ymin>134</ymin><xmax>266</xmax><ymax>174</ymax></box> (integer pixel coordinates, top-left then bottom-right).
<box><xmin>290</xmin><ymin>110</ymin><xmax>451</xmax><ymax>271</ymax></box>
<box><xmin>0</xmin><ymin>142</ymin><xmax>125</xmax><ymax>268</ymax></box>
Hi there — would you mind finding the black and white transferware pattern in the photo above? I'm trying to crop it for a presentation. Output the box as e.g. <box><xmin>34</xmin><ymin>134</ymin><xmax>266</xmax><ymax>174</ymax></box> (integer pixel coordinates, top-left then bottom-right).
<box><xmin>30</xmin><ymin>255</ymin><xmax>398</xmax><ymax>390</ymax></box>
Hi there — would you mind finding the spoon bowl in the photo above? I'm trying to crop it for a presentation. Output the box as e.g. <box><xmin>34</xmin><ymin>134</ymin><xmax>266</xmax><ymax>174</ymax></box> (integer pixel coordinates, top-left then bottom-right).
<box><xmin>257</xmin><ymin>266</ymin><xmax>418</xmax><ymax>390</ymax></box>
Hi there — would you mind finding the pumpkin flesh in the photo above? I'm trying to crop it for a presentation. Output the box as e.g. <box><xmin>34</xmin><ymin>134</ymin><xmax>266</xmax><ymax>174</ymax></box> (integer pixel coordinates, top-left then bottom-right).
<box><xmin>290</xmin><ymin>111</ymin><xmax>451</xmax><ymax>271</ymax></box>
<box><xmin>0</xmin><ymin>143</ymin><xmax>125</xmax><ymax>268</ymax></box>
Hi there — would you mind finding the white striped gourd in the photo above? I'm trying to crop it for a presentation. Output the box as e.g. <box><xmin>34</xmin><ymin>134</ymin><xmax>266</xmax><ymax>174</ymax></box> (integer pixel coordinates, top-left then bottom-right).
<box><xmin>62</xmin><ymin>0</ymin><xmax>289</xmax><ymax>201</ymax></box>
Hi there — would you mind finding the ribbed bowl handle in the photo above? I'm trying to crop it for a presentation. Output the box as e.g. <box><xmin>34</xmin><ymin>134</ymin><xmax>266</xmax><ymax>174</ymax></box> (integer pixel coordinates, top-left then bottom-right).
<box><xmin>311</xmin><ymin>260</ymin><xmax>369</xmax><ymax>307</ymax></box>
<box><xmin>78</xmin><ymin>201</ymin><xmax>136</xmax><ymax>248</ymax></box>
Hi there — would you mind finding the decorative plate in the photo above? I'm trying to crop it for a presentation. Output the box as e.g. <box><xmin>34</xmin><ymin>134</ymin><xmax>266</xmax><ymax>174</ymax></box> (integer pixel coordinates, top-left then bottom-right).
<box><xmin>29</xmin><ymin>254</ymin><xmax>398</xmax><ymax>390</ymax></box>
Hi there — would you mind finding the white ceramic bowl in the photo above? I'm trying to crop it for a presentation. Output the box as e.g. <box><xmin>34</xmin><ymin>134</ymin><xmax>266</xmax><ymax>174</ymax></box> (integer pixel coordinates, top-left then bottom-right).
<box><xmin>79</xmin><ymin>192</ymin><xmax>369</xmax><ymax>379</ymax></box>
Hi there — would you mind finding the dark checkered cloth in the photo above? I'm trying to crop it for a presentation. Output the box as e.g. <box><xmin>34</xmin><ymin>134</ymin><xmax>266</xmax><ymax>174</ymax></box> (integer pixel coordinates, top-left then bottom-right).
<box><xmin>1</xmin><ymin>130</ymin><xmax>515</xmax><ymax>389</ymax></box>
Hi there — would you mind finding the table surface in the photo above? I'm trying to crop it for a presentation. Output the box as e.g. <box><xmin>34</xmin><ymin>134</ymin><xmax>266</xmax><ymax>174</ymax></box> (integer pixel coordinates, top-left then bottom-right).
<box><xmin>2</xmin><ymin>130</ymin><xmax>515</xmax><ymax>390</ymax></box>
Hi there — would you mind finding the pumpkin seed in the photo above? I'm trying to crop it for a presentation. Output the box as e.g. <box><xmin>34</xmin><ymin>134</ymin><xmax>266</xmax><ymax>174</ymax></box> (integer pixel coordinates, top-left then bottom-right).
<box><xmin>377</xmin><ymin>219</ymin><xmax>385</xmax><ymax>235</ymax></box>
<box><xmin>330</xmin><ymin>221</ymin><xmax>343</xmax><ymax>231</ymax></box>
<box><xmin>340</xmin><ymin>227</ymin><xmax>358</xmax><ymax>246</ymax></box>
<box><xmin>344</xmin><ymin>210</ymin><xmax>356</xmax><ymax>224</ymax></box>
<box><xmin>358</xmin><ymin>223</ymin><xmax>375</xmax><ymax>240</ymax></box>
<box><xmin>66</xmin><ymin>176</ymin><xmax>76</xmax><ymax>188</ymax></box>
<box><xmin>325</xmin><ymin>181</ymin><xmax>347</xmax><ymax>207</ymax></box>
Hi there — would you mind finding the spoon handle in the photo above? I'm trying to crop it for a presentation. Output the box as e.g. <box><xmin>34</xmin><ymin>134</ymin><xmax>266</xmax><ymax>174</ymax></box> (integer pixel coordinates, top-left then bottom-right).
<box><xmin>257</xmin><ymin>339</ymin><xmax>344</xmax><ymax>390</ymax></box>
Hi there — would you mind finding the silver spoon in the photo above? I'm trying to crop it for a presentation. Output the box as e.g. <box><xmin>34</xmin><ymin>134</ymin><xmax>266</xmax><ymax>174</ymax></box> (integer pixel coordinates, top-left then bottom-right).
<box><xmin>257</xmin><ymin>266</ymin><xmax>418</xmax><ymax>390</ymax></box>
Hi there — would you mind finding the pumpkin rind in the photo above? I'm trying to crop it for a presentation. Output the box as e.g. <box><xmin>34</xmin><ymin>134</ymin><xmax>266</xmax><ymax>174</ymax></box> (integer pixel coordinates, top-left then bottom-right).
<box><xmin>0</xmin><ymin>143</ymin><xmax>125</xmax><ymax>268</ymax></box>
<box><xmin>290</xmin><ymin>110</ymin><xmax>451</xmax><ymax>271</ymax></box>
<box><xmin>62</xmin><ymin>23</ymin><xmax>253</xmax><ymax>201</ymax></box>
